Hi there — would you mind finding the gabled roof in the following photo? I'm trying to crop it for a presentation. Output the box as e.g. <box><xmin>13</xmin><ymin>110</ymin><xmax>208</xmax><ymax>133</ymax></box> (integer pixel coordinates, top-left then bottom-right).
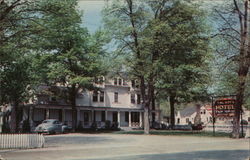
<box><xmin>180</xmin><ymin>106</ymin><xmax>197</xmax><ymax>117</ymax></box>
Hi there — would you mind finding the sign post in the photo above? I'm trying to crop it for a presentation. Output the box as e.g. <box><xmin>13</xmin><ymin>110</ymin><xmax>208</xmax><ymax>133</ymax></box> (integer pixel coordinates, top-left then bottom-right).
<box><xmin>211</xmin><ymin>97</ymin><xmax>215</xmax><ymax>136</ymax></box>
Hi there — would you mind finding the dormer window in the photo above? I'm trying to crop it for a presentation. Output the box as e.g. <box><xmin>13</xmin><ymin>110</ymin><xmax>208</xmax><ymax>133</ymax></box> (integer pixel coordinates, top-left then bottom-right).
<box><xmin>93</xmin><ymin>91</ymin><xmax>98</xmax><ymax>102</ymax></box>
<box><xmin>114</xmin><ymin>78</ymin><xmax>118</xmax><ymax>85</ymax></box>
<box><xmin>118</xmin><ymin>78</ymin><xmax>122</xmax><ymax>85</ymax></box>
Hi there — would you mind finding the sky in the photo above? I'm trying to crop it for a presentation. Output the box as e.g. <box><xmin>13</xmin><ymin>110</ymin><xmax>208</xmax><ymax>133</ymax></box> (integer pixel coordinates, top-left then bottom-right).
<box><xmin>77</xmin><ymin>0</ymin><xmax>222</xmax><ymax>33</ymax></box>
<box><xmin>77</xmin><ymin>0</ymin><xmax>105</xmax><ymax>33</ymax></box>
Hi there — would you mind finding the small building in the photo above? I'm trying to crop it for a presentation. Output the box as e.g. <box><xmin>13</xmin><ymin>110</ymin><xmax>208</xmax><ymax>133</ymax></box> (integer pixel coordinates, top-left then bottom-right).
<box><xmin>175</xmin><ymin>105</ymin><xmax>212</xmax><ymax>125</ymax></box>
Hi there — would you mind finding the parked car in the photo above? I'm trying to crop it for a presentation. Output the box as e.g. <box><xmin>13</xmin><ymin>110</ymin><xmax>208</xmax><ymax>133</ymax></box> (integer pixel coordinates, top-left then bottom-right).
<box><xmin>192</xmin><ymin>124</ymin><xmax>204</xmax><ymax>130</ymax></box>
<box><xmin>34</xmin><ymin>119</ymin><xmax>70</xmax><ymax>134</ymax></box>
<box><xmin>151</xmin><ymin>122</ymin><xmax>169</xmax><ymax>130</ymax></box>
<box><xmin>173</xmin><ymin>125</ymin><xmax>192</xmax><ymax>131</ymax></box>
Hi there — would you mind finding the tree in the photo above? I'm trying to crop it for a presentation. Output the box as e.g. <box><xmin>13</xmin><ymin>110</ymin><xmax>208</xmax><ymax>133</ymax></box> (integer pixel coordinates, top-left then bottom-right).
<box><xmin>0</xmin><ymin>0</ymin><xmax>42</xmax><ymax>132</ymax></box>
<box><xmin>0</xmin><ymin>51</ymin><xmax>34</xmax><ymax>132</ymax></box>
<box><xmin>103</xmin><ymin>0</ymin><xmax>211</xmax><ymax>133</ymax></box>
<box><xmin>150</xmin><ymin>1</ymin><xmax>211</xmax><ymax>128</ymax></box>
<box><xmin>34</xmin><ymin>0</ymin><xmax>105</xmax><ymax>131</ymax></box>
<box><xmin>212</xmin><ymin>0</ymin><xmax>250</xmax><ymax>138</ymax></box>
<box><xmin>103</xmin><ymin>0</ymin><xmax>152</xmax><ymax>133</ymax></box>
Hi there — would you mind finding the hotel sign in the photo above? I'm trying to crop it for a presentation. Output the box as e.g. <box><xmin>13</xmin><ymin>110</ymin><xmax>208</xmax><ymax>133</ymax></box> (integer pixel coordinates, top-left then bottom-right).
<box><xmin>214</xmin><ymin>98</ymin><xmax>236</xmax><ymax>117</ymax></box>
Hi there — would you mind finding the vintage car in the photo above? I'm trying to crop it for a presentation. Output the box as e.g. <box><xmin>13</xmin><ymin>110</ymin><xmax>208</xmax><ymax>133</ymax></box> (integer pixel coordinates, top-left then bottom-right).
<box><xmin>34</xmin><ymin>119</ymin><xmax>70</xmax><ymax>134</ymax></box>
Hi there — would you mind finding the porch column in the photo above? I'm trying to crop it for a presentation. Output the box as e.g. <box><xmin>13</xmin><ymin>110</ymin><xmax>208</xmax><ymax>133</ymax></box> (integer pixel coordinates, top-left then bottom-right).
<box><xmin>139</xmin><ymin>112</ymin><xmax>143</xmax><ymax>128</ymax></box>
<box><xmin>29</xmin><ymin>107</ymin><xmax>34</xmax><ymax>130</ymax></box>
<box><xmin>77</xmin><ymin>108</ymin><xmax>80</xmax><ymax>126</ymax></box>
<box><xmin>118</xmin><ymin>111</ymin><xmax>120</xmax><ymax>127</ymax></box>
<box><xmin>105</xmin><ymin>110</ymin><xmax>108</xmax><ymax>121</ymax></box>
<box><xmin>0</xmin><ymin>114</ymin><xmax>3</xmax><ymax>133</ymax></box>
<box><xmin>62</xmin><ymin>109</ymin><xmax>65</xmax><ymax>124</ymax></box>
<box><xmin>45</xmin><ymin>109</ymin><xmax>50</xmax><ymax>119</ymax></box>
<box><xmin>129</xmin><ymin>111</ymin><xmax>131</xmax><ymax>127</ymax></box>
<box><xmin>22</xmin><ymin>108</ymin><xmax>29</xmax><ymax>121</ymax></box>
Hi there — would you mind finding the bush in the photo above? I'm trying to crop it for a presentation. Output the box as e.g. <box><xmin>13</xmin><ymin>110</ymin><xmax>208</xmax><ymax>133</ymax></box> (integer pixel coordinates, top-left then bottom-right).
<box><xmin>111</xmin><ymin>122</ymin><xmax>119</xmax><ymax>130</ymax></box>
<box><xmin>105</xmin><ymin>120</ymin><xmax>111</xmax><ymax>129</ymax></box>
<box><xmin>76</xmin><ymin>121</ymin><xmax>84</xmax><ymax>132</ymax></box>
<box><xmin>91</xmin><ymin>122</ymin><xmax>97</xmax><ymax>130</ymax></box>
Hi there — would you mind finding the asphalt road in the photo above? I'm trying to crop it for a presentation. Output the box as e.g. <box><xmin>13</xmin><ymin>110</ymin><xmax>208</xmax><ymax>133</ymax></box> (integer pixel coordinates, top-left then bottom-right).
<box><xmin>0</xmin><ymin>133</ymin><xmax>249</xmax><ymax>160</ymax></box>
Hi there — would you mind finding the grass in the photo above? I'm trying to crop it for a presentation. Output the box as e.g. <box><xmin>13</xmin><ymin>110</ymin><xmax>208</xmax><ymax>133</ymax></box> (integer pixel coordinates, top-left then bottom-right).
<box><xmin>113</xmin><ymin>130</ymin><xmax>232</xmax><ymax>137</ymax></box>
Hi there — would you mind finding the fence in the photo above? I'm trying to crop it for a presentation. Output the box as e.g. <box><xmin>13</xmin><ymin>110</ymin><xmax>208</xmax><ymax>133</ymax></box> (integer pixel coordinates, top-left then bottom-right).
<box><xmin>0</xmin><ymin>134</ymin><xmax>45</xmax><ymax>149</ymax></box>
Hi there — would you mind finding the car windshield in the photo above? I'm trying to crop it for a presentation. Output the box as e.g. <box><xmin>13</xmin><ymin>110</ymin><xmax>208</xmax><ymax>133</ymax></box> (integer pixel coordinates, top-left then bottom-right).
<box><xmin>42</xmin><ymin>120</ymin><xmax>54</xmax><ymax>124</ymax></box>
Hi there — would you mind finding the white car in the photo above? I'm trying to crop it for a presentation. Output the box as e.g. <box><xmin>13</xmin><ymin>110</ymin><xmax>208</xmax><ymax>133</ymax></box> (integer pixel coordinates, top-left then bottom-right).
<box><xmin>35</xmin><ymin>119</ymin><xmax>70</xmax><ymax>134</ymax></box>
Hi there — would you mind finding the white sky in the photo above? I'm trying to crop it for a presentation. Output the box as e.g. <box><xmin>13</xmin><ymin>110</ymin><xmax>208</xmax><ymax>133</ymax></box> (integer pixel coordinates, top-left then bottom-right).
<box><xmin>78</xmin><ymin>0</ymin><xmax>105</xmax><ymax>33</ymax></box>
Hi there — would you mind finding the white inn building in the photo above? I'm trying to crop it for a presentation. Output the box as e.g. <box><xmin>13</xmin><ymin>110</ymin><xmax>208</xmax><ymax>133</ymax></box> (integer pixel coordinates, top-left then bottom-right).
<box><xmin>22</xmin><ymin>76</ymin><xmax>161</xmax><ymax>130</ymax></box>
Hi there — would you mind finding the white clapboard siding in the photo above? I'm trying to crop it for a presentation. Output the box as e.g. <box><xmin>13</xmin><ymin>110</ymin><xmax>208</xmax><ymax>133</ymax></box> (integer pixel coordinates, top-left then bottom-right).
<box><xmin>0</xmin><ymin>134</ymin><xmax>45</xmax><ymax>149</ymax></box>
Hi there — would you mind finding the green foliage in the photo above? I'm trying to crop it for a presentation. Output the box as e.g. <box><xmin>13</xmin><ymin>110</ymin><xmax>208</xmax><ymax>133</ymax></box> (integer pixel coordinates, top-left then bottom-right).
<box><xmin>103</xmin><ymin>0</ymin><xmax>211</xmax><ymax>101</ymax></box>
<box><xmin>150</xmin><ymin>1</ymin><xmax>211</xmax><ymax>103</ymax></box>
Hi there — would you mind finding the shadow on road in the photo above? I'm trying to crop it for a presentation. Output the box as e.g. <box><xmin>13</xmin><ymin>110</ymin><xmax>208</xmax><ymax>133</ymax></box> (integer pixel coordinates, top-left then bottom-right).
<box><xmin>83</xmin><ymin>150</ymin><xmax>249</xmax><ymax>160</ymax></box>
<box><xmin>45</xmin><ymin>135</ymin><xmax>113</xmax><ymax>147</ymax></box>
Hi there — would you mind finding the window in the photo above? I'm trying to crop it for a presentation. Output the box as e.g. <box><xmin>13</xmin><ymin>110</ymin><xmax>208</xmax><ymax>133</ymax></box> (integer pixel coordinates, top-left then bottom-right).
<box><xmin>177</xmin><ymin>118</ymin><xmax>180</xmax><ymax>124</ymax></box>
<box><xmin>100</xmin><ymin>91</ymin><xmax>104</xmax><ymax>102</ymax></box>
<box><xmin>131</xmin><ymin>94</ymin><xmax>135</xmax><ymax>104</ymax></box>
<box><xmin>137</xmin><ymin>94</ymin><xmax>141</xmax><ymax>104</ymax></box>
<box><xmin>114</xmin><ymin>92</ymin><xmax>118</xmax><ymax>103</ymax></box>
<box><xmin>186</xmin><ymin>118</ymin><xmax>189</xmax><ymax>123</ymax></box>
<box><xmin>101</xmin><ymin>111</ymin><xmax>105</xmax><ymax>122</ymax></box>
<box><xmin>114</xmin><ymin>78</ymin><xmax>117</xmax><ymax>85</ymax></box>
<box><xmin>93</xmin><ymin>91</ymin><xmax>98</xmax><ymax>102</ymax></box>
<box><xmin>118</xmin><ymin>78</ymin><xmax>122</xmax><ymax>85</ymax></box>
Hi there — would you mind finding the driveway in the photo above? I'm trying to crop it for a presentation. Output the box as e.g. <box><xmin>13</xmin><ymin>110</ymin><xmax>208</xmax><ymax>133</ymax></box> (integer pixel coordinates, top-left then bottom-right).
<box><xmin>0</xmin><ymin>133</ymin><xmax>249</xmax><ymax>160</ymax></box>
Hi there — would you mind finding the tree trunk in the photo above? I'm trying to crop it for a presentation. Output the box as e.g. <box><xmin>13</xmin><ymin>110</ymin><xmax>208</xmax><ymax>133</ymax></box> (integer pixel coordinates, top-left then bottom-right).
<box><xmin>144</xmin><ymin>103</ymin><xmax>150</xmax><ymax>134</ymax></box>
<box><xmin>232</xmin><ymin>0</ymin><xmax>250</xmax><ymax>138</ymax></box>
<box><xmin>70</xmin><ymin>84</ymin><xmax>77</xmax><ymax>132</ymax></box>
<box><xmin>194</xmin><ymin>104</ymin><xmax>201</xmax><ymax>126</ymax></box>
<box><xmin>140</xmin><ymin>76</ymin><xmax>150</xmax><ymax>134</ymax></box>
<box><xmin>169</xmin><ymin>95</ymin><xmax>175</xmax><ymax>129</ymax></box>
<box><xmin>10</xmin><ymin>101</ymin><xmax>18</xmax><ymax>133</ymax></box>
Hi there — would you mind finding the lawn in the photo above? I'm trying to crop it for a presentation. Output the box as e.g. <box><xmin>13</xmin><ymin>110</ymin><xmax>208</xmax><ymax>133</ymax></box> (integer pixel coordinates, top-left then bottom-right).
<box><xmin>114</xmin><ymin>130</ymin><xmax>232</xmax><ymax>137</ymax></box>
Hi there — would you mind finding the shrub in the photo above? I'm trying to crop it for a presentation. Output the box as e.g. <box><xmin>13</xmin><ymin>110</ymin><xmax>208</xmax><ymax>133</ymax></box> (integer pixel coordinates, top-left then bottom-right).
<box><xmin>76</xmin><ymin>121</ymin><xmax>84</xmax><ymax>132</ymax></box>
<box><xmin>91</xmin><ymin>122</ymin><xmax>97</xmax><ymax>130</ymax></box>
<box><xmin>105</xmin><ymin>120</ymin><xmax>111</xmax><ymax>129</ymax></box>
